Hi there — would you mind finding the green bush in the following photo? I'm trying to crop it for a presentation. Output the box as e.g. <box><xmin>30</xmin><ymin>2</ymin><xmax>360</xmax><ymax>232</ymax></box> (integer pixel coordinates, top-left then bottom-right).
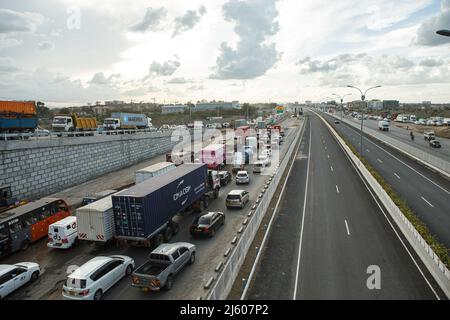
<box><xmin>341</xmin><ymin>135</ymin><xmax>450</xmax><ymax>268</ymax></box>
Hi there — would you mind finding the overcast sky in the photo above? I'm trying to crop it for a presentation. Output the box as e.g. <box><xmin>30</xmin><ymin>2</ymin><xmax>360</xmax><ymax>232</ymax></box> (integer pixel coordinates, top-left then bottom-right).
<box><xmin>1</xmin><ymin>0</ymin><xmax>450</xmax><ymax>106</ymax></box>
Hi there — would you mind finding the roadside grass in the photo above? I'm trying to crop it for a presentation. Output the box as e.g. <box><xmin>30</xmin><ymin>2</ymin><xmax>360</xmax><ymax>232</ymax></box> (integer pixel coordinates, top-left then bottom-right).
<box><xmin>341</xmin><ymin>135</ymin><xmax>450</xmax><ymax>269</ymax></box>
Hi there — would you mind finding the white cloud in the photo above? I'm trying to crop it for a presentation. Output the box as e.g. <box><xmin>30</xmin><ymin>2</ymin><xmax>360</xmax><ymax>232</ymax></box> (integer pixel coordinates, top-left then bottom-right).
<box><xmin>172</xmin><ymin>5</ymin><xmax>207</xmax><ymax>37</ymax></box>
<box><xmin>415</xmin><ymin>0</ymin><xmax>450</xmax><ymax>46</ymax></box>
<box><xmin>0</xmin><ymin>8</ymin><xmax>44</xmax><ymax>34</ymax></box>
<box><xmin>38</xmin><ymin>41</ymin><xmax>55</xmax><ymax>51</ymax></box>
<box><xmin>129</xmin><ymin>7</ymin><xmax>167</xmax><ymax>32</ymax></box>
<box><xmin>0</xmin><ymin>56</ymin><xmax>20</xmax><ymax>73</ymax></box>
<box><xmin>149</xmin><ymin>60</ymin><xmax>181</xmax><ymax>76</ymax></box>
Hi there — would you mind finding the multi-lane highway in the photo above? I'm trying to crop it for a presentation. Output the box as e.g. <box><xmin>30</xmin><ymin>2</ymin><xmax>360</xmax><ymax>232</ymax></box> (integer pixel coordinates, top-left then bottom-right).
<box><xmin>2</xmin><ymin>118</ymin><xmax>301</xmax><ymax>300</ymax></box>
<box><xmin>349</xmin><ymin>117</ymin><xmax>450</xmax><ymax>161</ymax></box>
<box><xmin>322</xmin><ymin>113</ymin><xmax>450</xmax><ymax>248</ymax></box>
<box><xmin>246</xmin><ymin>112</ymin><xmax>445</xmax><ymax>299</ymax></box>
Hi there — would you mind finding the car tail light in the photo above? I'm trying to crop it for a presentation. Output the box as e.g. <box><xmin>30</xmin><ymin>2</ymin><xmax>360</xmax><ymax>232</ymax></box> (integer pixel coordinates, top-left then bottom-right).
<box><xmin>79</xmin><ymin>289</ymin><xmax>90</xmax><ymax>296</ymax></box>
<box><xmin>62</xmin><ymin>238</ymin><xmax>68</xmax><ymax>243</ymax></box>
<box><xmin>203</xmin><ymin>227</ymin><xmax>209</xmax><ymax>232</ymax></box>
<box><xmin>132</xmin><ymin>276</ymin><xmax>140</xmax><ymax>284</ymax></box>
<box><xmin>48</xmin><ymin>236</ymin><xmax>53</xmax><ymax>242</ymax></box>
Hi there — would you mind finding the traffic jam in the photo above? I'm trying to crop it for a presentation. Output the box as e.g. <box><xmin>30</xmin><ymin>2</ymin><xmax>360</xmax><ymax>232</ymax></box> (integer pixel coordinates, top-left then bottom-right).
<box><xmin>0</xmin><ymin>121</ymin><xmax>293</xmax><ymax>300</ymax></box>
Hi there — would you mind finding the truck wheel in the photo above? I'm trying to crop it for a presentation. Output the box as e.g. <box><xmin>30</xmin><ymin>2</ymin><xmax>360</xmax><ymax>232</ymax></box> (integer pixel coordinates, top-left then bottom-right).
<box><xmin>163</xmin><ymin>226</ymin><xmax>174</xmax><ymax>242</ymax></box>
<box><xmin>165</xmin><ymin>275</ymin><xmax>174</xmax><ymax>290</ymax></box>
<box><xmin>20</xmin><ymin>240</ymin><xmax>30</xmax><ymax>251</ymax></box>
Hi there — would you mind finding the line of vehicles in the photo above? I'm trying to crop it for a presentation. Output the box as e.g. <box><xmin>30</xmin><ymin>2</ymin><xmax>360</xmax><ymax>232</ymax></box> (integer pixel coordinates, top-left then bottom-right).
<box><xmin>0</xmin><ymin>123</ymin><xmax>286</xmax><ymax>300</ymax></box>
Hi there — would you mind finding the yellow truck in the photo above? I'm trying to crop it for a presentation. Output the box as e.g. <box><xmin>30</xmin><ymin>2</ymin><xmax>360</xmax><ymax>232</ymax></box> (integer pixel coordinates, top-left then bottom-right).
<box><xmin>52</xmin><ymin>113</ymin><xmax>98</xmax><ymax>132</ymax></box>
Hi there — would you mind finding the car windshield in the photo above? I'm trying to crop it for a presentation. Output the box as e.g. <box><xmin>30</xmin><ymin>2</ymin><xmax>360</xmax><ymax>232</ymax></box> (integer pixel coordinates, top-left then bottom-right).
<box><xmin>53</xmin><ymin>117</ymin><xmax>67</xmax><ymax>124</ymax></box>
<box><xmin>198</xmin><ymin>216</ymin><xmax>211</xmax><ymax>225</ymax></box>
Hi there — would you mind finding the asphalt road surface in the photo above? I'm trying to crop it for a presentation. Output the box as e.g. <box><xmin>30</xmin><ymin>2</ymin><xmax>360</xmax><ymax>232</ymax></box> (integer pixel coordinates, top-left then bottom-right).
<box><xmin>347</xmin><ymin>116</ymin><xmax>450</xmax><ymax>162</ymax></box>
<box><xmin>2</xmin><ymin>117</ymin><xmax>301</xmax><ymax>300</ymax></box>
<box><xmin>322</xmin><ymin>113</ymin><xmax>450</xmax><ymax>248</ymax></box>
<box><xmin>246</xmin><ymin>112</ymin><xmax>445</xmax><ymax>300</ymax></box>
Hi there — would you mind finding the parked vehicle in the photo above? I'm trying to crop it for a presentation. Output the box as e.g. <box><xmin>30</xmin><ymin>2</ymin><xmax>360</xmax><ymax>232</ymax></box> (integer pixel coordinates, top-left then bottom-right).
<box><xmin>218</xmin><ymin>171</ymin><xmax>232</xmax><ymax>186</ymax></box>
<box><xmin>47</xmin><ymin>216</ymin><xmax>78</xmax><ymax>249</ymax></box>
<box><xmin>236</xmin><ymin>171</ymin><xmax>250</xmax><ymax>185</ymax></box>
<box><xmin>160</xmin><ymin>124</ymin><xmax>170</xmax><ymax>131</ymax></box>
<box><xmin>0</xmin><ymin>185</ymin><xmax>25</xmax><ymax>214</ymax></box>
<box><xmin>222</xmin><ymin>122</ymin><xmax>231</xmax><ymax>128</ymax></box>
<box><xmin>52</xmin><ymin>113</ymin><xmax>97</xmax><ymax>133</ymax></box>
<box><xmin>131</xmin><ymin>242</ymin><xmax>196</xmax><ymax>291</ymax></box>
<box><xmin>77</xmin><ymin>195</ymin><xmax>117</xmax><ymax>243</ymax></box>
<box><xmin>0</xmin><ymin>198</ymin><xmax>70</xmax><ymax>258</ymax></box>
<box><xmin>166</xmin><ymin>151</ymin><xmax>194</xmax><ymax>166</ymax></box>
<box><xmin>81</xmin><ymin>189</ymin><xmax>117</xmax><ymax>206</ymax></box>
<box><xmin>34</xmin><ymin>127</ymin><xmax>50</xmax><ymax>136</ymax></box>
<box><xmin>112</xmin><ymin>164</ymin><xmax>220</xmax><ymax>248</ymax></box>
<box><xmin>334</xmin><ymin>120</ymin><xmax>340</xmax><ymax>124</ymax></box>
<box><xmin>0</xmin><ymin>101</ymin><xmax>37</xmax><ymax>133</ymax></box>
<box><xmin>200</xmin><ymin>144</ymin><xmax>226</xmax><ymax>170</ymax></box>
<box><xmin>378</xmin><ymin>120</ymin><xmax>389</xmax><ymax>131</ymax></box>
<box><xmin>424</xmin><ymin>131</ymin><xmax>436</xmax><ymax>141</ymax></box>
<box><xmin>62</xmin><ymin>255</ymin><xmax>135</xmax><ymax>300</ymax></box>
<box><xmin>0</xmin><ymin>262</ymin><xmax>40</xmax><ymax>299</ymax></box>
<box><xmin>135</xmin><ymin>162</ymin><xmax>176</xmax><ymax>184</ymax></box>
<box><xmin>429</xmin><ymin>139</ymin><xmax>442</xmax><ymax>148</ymax></box>
<box><xmin>226</xmin><ymin>190</ymin><xmax>250</xmax><ymax>209</ymax></box>
<box><xmin>190</xmin><ymin>212</ymin><xmax>225</xmax><ymax>238</ymax></box>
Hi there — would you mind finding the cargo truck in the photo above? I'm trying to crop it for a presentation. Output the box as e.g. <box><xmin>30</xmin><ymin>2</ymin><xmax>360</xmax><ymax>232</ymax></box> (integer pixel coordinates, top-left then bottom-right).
<box><xmin>200</xmin><ymin>144</ymin><xmax>225</xmax><ymax>170</ymax></box>
<box><xmin>0</xmin><ymin>101</ymin><xmax>38</xmax><ymax>133</ymax></box>
<box><xmin>77</xmin><ymin>195</ymin><xmax>116</xmax><ymax>243</ymax></box>
<box><xmin>135</xmin><ymin>162</ymin><xmax>176</xmax><ymax>184</ymax></box>
<box><xmin>52</xmin><ymin>113</ymin><xmax>98</xmax><ymax>133</ymax></box>
<box><xmin>103</xmin><ymin>113</ymin><xmax>152</xmax><ymax>130</ymax></box>
<box><xmin>112</xmin><ymin>164</ymin><xmax>221</xmax><ymax>248</ymax></box>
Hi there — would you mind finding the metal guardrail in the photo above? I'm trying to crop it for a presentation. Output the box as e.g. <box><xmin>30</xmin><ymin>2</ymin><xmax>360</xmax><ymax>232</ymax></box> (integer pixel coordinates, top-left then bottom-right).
<box><xmin>317</xmin><ymin>111</ymin><xmax>450</xmax><ymax>299</ymax></box>
<box><xmin>328</xmin><ymin>113</ymin><xmax>450</xmax><ymax>178</ymax></box>
<box><xmin>205</xmin><ymin>119</ymin><xmax>303</xmax><ymax>300</ymax></box>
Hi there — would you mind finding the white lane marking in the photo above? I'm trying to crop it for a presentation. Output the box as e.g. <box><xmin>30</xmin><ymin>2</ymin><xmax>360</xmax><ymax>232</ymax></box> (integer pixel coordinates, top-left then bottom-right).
<box><xmin>394</xmin><ymin>173</ymin><xmax>400</xmax><ymax>179</ymax></box>
<box><xmin>421</xmin><ymin>196</ymin><xmax>434</xmax><ymax>208</ymax></box>
<box><xmin>313</xmin><ymin>111</ymin><xmax>441</xmax><ymax>300</ymax></box>
<box><xmin>325</xmin><ymin>146</ymin><xmax>327</xmax><ymax>150</ymax></box>
<box><xmin>336</xmin><ymin>185</ymin><xmax>340</xmax><ymax>193</ymax></box>
<box><xmin>330</xmin><ymin>166</ymin><xmax>334</xmax><ymax>172</ymax></box>
<box><xmin>241</xmin><ymin>119</ymin><xmax>306</xmax><ymax>299</ymax></box>
<box><xmin>377</xmin><ymin>158</ymin><xmax>383</xmax><ymax>163</ymax></box>
<box><xmin>344</xmin><ymin>220</ymin><xmax>350</xmax><ymax>235</ymax></box>
<box><xmin>293</xmin><ymin>122</ymin><xmax>312</xmax><ymax>300</ymax></box>
<box><xmin>327</xmin><ymin>154</ymin><xmax>330</xmax><ymax>159</ymax></box>
<box><xmin>344</xmin><ymin>122</ymin><xmax>449</xmax><ymax>195</ymax></box>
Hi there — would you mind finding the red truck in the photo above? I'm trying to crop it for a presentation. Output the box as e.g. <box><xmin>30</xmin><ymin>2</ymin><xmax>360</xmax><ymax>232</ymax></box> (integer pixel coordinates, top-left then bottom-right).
<box><xmin>268</xmin><ymin>125</ymin><xmax>284</xmax><ymax>137</ymax></box>
<box><xmin>200</xmin><ymin>144</ymin><xmax>225</xmax><ymax>170</ymax></box>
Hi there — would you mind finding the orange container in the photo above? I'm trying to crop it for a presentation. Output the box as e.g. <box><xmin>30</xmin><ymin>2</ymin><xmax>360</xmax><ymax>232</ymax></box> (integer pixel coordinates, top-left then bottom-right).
<box><xmin>0</xmin><ymin>101</ymin><xmax>36</xmax><ymax>115</ymax></box>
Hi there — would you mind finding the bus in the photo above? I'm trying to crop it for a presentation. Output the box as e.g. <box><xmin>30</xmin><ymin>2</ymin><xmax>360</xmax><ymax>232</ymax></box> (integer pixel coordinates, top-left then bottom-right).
<box><xmin>0</xmin><ymin>198</ymin><xmax>70</xmax><ymax>257</ymax></box>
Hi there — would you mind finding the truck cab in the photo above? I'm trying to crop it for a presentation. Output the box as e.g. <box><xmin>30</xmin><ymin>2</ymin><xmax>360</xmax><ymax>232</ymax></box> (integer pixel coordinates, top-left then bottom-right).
<box><xmin>52</xmin><ymin>116</ymin><xmax>73</xmax><ymax>132</ymax></box>
<box><xmin>378</xmin><ymin>120</ymin><xmax>389</xmax><ymax>131</ymax></box>
<box><xmin>103</xmin><ymin>118</ymin><xmax>120</xmax><ymax>130</ymax></box>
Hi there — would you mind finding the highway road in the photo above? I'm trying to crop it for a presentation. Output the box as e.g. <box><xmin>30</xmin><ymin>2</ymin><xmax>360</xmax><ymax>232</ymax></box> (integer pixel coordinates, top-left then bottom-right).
<box><xmin>246</xmin><ymin>112</ymin><xmax>445</xmax><ymax>299</ymax></box>
<box><xmin>322</xmin><ymin>113</ymin><xmax>450</xmax><ymax>248</ymax></box>
<box><xmin>347</xmin><ymin>116</ymin><xmax>450</xmax><ymax>162</ymax></box>
<box><xmin>2</xmin><ymin>117</ymin><xmax>301</xmax><ymax>300</ymax></box>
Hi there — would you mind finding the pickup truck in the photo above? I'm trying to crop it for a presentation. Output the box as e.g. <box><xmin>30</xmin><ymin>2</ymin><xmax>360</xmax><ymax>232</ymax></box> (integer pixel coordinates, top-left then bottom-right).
<box><xmin>131</xmin><ymin>242</ymin><xmax>196</xmax><ymax>291</ymax></box>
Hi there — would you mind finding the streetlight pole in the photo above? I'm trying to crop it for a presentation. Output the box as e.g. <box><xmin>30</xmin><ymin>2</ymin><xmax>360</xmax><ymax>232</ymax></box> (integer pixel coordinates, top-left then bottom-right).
<box><xmin>332</xmin><ymin>93</ymin><xmax>352</xmax><ymax>121</ymax></box>
<box><xmin>346</xmin><ymin>85</ymin><xmax>381</xmax><ymax>158</ymax></box>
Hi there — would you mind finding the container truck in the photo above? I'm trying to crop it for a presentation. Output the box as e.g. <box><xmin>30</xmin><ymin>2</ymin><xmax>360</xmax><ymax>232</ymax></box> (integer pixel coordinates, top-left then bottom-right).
<box><xmin>135</xmin><ymin>162</ymin><xmax>176</xmax><ymax>184</ymax></box>
<box><xmin>103</xmin><ymin>113</ymin><xmax>151</xmax><ymax>130</ymax></box>
<box><xmin>200</xmin><ymin>144</ymin><xmax>225</xmax><ymax>170</ymax></box>
<box><xmin>0</xmin><ymin>101</ymin><xmax>38</xmax><ymax>133</ymax></box>
<box><xmin>112</xmin><ymin>164</ymin><xmax>221</xmax><ymax>248</ymax></box>
<box><xmin>52</xmin><ymin>113</ymin><xmax>98</xmax><ymax>132</ymax></box>
<box><xmin>257</xmin><ymin>121</ymin><xmax>266</xmax><ymax>129</ymax></box>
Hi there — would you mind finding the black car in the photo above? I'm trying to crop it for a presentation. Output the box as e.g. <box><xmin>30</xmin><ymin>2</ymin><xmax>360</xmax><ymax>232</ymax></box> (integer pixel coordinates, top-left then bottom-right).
<box><xmin>190</xmin><ymin>212</ymin><xmax>225</xmax><ymax>237</ymax></box>
<box><xmin>429</xmin><ymin>139</ymin><xmax>442</xmax><ymax>148</ymax></box>
<box><xmin>218</xmin><ymin>171</ymin><xmax>232</xmax><ymax>186</ymax></box>
<box><xmin>334</xmin><ymin>120</ymin><xmax>340</xmax><ymax>124</ymax></box>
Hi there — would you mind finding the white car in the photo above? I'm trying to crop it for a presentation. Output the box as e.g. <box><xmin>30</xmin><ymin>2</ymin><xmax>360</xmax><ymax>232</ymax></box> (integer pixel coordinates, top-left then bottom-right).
<box><xmin>62</xmin><ymin>255</ymin><xmax>135</xmax><ymax>300</ymax></box>
<box><xmin>34</xmin><ymin>127</ymin><xmax>50</xmax><ymax>136</ymax></box>
<box><xmin>0</xmin><ymin>262</ymin><xmax>40</xmax><ymax>300</ymax></box>
<box><xmin>236</xmin><ymin>171</ymin><xmax>250</xmax><ymax>184</ymax></box>
<box><xmin>259</xmin><ymin>154</ymin><xmax>271</xmax><ymax>166</ymax></box>
<box><xmin>260</xmin><ymin>149</ymin><xmax>272</xmax><ymax>158</ymax></box>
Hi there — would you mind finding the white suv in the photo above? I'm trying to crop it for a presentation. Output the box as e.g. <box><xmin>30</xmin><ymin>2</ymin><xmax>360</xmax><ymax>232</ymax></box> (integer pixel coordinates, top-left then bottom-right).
<box><xmin>62</xmin><ymin>255</ymin><xmax>134</xmax><ymax>300</ymax></box>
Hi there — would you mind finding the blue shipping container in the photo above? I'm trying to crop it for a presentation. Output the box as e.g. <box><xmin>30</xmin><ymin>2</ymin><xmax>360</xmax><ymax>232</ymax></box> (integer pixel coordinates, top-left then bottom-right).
<box><xmin>0</xmin><ymin>117</ymin><xmax>38</xmax><ymax>131</ymax></box>
<box><xmin>112</xmin><ymin>164</ymin><xmax>208</xmax><ymax>239</ymax></box>
<box><xmin>111</xmin><ymin>112</ymin><xmax>148</xmax><ymax>128</ymax></box>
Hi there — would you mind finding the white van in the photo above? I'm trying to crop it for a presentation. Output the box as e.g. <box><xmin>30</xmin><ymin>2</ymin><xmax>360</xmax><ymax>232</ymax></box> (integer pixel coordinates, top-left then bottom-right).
<box><xmin>253</xmin><ymin>161</ymin><xmax>265</xmax><ymax>173</ymax></box>
<box><xmin>47</xmin><ymin>216</ymin><xmax>78</xmax><ymax>249</ymax></box>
